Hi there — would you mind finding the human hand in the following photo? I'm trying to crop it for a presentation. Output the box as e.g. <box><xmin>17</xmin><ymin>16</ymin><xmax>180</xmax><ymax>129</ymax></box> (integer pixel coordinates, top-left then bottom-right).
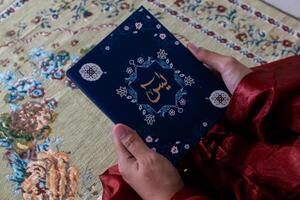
<box><xmin>112</xmin><ymin>124</ymin><xmax>184</xmax><ymax>200</ymax></box>
<box><xmin>187</xmin><ymin>43</ymin><xmax>252</xmax><ymax>94</ymax></box>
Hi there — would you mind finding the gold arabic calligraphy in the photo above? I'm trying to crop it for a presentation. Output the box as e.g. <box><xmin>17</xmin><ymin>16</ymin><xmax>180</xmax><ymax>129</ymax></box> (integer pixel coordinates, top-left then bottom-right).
<box><xmin>140</xmin><ymin>72</ymin><xmax>171</xmax><ymax>103</ymax></box>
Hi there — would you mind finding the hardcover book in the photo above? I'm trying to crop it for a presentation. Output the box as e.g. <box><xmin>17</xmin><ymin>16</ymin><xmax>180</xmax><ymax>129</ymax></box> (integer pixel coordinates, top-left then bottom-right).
<box><xmin>67</xmin><ymin>6</ymin><xmax>231</xmax><ymax>164</ymax></box>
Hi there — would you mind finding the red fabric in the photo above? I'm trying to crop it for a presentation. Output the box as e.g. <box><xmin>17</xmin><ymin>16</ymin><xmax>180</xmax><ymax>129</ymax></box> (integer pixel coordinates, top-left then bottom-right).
<box><xmin>99</xmin><ymin>55</ymin><xmax>300</xmax><ymax>200</ymax></box>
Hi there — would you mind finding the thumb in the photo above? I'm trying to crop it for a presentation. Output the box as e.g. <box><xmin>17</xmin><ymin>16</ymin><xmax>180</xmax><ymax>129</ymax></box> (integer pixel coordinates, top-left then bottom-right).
<box><xmin>113</xmin><ymin>124</ymin><xmax>151</xmax><ymax>161</ymax></box>
<box><xmin>187</xmin><ymin>43</ymin><xmax>228</xmax><ymax>74</ymax></box>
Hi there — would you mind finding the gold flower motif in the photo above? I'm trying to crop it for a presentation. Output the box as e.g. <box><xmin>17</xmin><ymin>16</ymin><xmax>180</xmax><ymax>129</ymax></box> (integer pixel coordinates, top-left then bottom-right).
<box><xmin>10</xmin><ymin>101</ymin><xmax>56</xmax><ymax>139</ymax></box>
<box><xmin>21</xmin><ymin>150</ymin><xmax>79</xmax><ymax>200</ymax></box>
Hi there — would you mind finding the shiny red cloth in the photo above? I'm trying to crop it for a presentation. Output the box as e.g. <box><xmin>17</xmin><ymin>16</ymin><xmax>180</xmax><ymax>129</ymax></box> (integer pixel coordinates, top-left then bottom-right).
<box><xmin>99</xmin><ymin>55</ymin><xmax>300</xmax><ymax>200</ymax></box>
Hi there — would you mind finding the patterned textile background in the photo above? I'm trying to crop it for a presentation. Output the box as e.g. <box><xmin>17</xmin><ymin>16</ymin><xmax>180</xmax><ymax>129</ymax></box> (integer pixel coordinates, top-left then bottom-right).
<box><xmin>0</xmin><ymin>0</ymin><xmax>299</xmax><ymax>199</ymax></box>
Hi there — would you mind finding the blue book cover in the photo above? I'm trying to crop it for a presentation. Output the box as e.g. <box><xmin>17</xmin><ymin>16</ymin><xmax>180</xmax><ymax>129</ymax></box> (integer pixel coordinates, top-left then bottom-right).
<box><xmin>67</xmin><ymin>6</ymin><xmax>231</xmax><ymax>164</ymax></box>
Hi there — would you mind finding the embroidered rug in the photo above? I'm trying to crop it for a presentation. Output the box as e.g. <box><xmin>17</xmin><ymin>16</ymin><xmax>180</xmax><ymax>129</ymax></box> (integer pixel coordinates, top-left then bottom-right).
<box><xmin>0</xmin><ymin>0</ymin><xmax>299</xmax><ymax>199</ymax></box>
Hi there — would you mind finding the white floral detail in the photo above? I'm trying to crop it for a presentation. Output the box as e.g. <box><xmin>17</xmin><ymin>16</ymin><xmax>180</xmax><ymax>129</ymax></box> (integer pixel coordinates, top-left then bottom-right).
<box><xmin>124</xmin><ymin>25</ymin><xmax>129</xmax><ymax>31</ymax></box>
<box><xmin>209</xmin><ymin>90</ymin><xmax>230</xmax><ymax>108</ymax></box>
<box><xmin>135</xmin><ymin>22</ymin><xmax>143</xmax><ymax>30</ymax></box>
<box><xmin>202</xmin><ymin>122</ymin><xmax>208</xmax><ymax>127</ymax></box>
<box><xmin>144</xmin><ymin>114</ymin><xmax>155</xmax><ymax>125</ymax></box>
<box><xmin>79</xmin><ymin>63</ymin><xmax>104</xmax><ymax>81</ymax></box>
<box><xmin>116</xmin><ymin>87</ymin><xmax>127</xmax><ymax>98</ymax></box>
<box><xmin>168</xmin><ymin>109</ymin><xmax>175</xmax><ymax>116</ymax></box>
<box><xmin>156</xmin><ymin>24</ymin><xmax>161</xmax><ymax>29</ymax></box>
<box><xmin>157</xmin><ymin>49</ymin><xmax>168</xmax><ymax>59</ymax></box>
<box><xmin>105</xmin><ymin>46</ymin><xmax>110</xmax><ymax>51</ymax></box>
<box><xmin>126</xmin><ymin>67</ymin><xmax>133</xmax><ymax>74</ymax></box>
<box><xmin>184</xmin><ymin>144</ymin><xmax>190</xmax><ymax>149</ymax></box>
<box><xmin>155</xmin><ymin>138</ymin><xmax>159</xmax><ymax>142</ymax></box>
<box><xmin>176</xmin><ymin>141</ymin><xmax>181</xmax><ymax>144</ymax></box>
<box><xmin>171</xmin><ymin>146</ymin><xmax>179</xmax><ymax>154</ymax></box>
<box><xmin>175</xmin><ymin>41</ymin><xmax>180</xmax><ymax>45</ymax></box>
<box><xmin>151</xmin><ymin>147</ymin><xmax>157</xmax><ymax>152</ymax></box>
<box><xmin>179</xmin><ymin>98</ymin><xmax>186</xmax><ymax>106</ymax></box>
<box><xmin>117</xmin><ymin>49</ymin><xmax>197</xmax><ymax>126</ymax></box>
<box><xmin>145</xmin><ymin>136</ymin><xmax>153</xmax><ymax>143</ymax></box>
<box><xmin>184</xmin><ymin>75</ymin><xmax>195</xmax><ymax>86</ymax></box>
<box><xmin>159</xmin><ymin>33</ymin><xmax>166</xmax><ymax>40</ymax></box>
<box><xmin>137</xmin><ymin>57</ymin><xmax>144</xmax><ymax>64</ymax></box>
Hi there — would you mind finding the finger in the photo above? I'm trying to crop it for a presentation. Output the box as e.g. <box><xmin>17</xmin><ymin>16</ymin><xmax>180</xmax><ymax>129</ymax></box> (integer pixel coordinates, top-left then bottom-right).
<box><xmin>187</xmin><ymin>43</ymin><xmax>228</xmax><ymax>73</ymax></box>
<box><xmin>112</xmin><ymin>124</ymin><xmax>135</xmax><ymax>166</ymax></box>
<box><xmin>113</xmin><ymin>124</ymin><xmax>151</xmax><ymax>160</ymax></box>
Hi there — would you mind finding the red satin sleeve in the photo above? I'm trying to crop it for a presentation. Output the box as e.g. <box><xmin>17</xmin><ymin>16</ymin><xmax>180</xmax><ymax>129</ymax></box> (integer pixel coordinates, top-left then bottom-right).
<box><xmin>99</xmin><ymin>165</ymin><xmax>209</xmax><ymax>200</ymax></box>
<box><xmin>226</xmin><ymin>55</ymin><xmax>300</xmax><ymax>140</ymax></box>
<box><xmin>182</xmin><ymin>55</ymin><xmax>300</xmax><ymax>199</ymax></box>
<box><xmin>99</xmin><ymin>165</ymin><xmax>143</xmax><ymax>200</ymax></box>
<box><xmin>171</xmin><ymin>186</ymin><xmax>211</xmax><ymax>200</ymax></box>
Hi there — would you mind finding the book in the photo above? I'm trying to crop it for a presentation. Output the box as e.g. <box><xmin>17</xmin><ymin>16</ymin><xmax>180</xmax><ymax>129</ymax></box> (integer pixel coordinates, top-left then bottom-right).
<box><xmin>67</xmin><ymin>6</ymin><xmax>230</xmax><ymax>164</ymax></box>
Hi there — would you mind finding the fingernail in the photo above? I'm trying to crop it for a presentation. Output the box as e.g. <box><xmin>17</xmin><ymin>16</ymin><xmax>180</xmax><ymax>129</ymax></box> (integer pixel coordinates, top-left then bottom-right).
<box><xmin>113</xmin><ymin>124</ymin><xmax>128</xmax><ymax>140</ymax></box>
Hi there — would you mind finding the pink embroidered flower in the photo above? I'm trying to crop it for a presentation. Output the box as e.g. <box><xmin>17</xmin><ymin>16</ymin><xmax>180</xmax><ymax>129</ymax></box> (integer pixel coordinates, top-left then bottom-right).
<box><xmin>254</xmin><ymin>11</ymin><xmax>262</xmax><ymax>18</ymax></box>
<box><xmin>145</xmin><ymin>136</ymin><xmax>153</xmax><ymax>143</ymax></box>
<box><xmin>282</xmin><ymin>25</ymin><xmax>290</xmax><ymax>32</ymax></box>
<box><xmin>135</xmin><ymin>22</ymin><xmax>143</xmax><ymax>30</ymax></box>
<box><xmin>282</xmin><ymin>40</ymin><xmax>293</xmax><ymax>47</ymax></box>
<box><xmin>217</xmin><ymin>5</ymin><xmax>227</xmax><ymax>13</ymax></box>
<box><xmin>241</xmin><ymin>4</ymin><xmax>248</xmax><ymax>10</ymax></box>
<box><xmin>171</xmin><ymin>146</ymin><xmax>179</xmax><ymax>154</ymax></box>
<box><xmin>70</xmin><ymin>39</ymin><xmax>79</xmax><ymax>46</ymax></box>
<box><xmin>159</xmin><ymin>33</ymin><xmax>166</xmax><ymax>40</ymax></box>
<box><xmin>236</xmin><ymin>33</ymin><xmax>247</xmax><ymax>42</ymax></box>
<box><xmin>31</xmin><ymin>16</ymin><xmax>41</xmax><ymax>24</ymax></box>
<box><xmin>21</xmin><ymin>151</ymin><xmax>79</xmax><ymax>200</ymax></box>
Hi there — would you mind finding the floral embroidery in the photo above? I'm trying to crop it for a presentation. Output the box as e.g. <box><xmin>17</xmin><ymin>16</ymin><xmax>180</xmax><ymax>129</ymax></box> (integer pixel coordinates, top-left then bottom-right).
<box><xmin>226</xmin><ymin>0</ymin><xmax>300</xmax><ymax>39</ymax></box>
<box><xmin>29</xmin><ymin>48</ymin><xmax>78</xmax><ymax>82</ymax></box>
<box><xmin>145</xmin><ymin>136</ymin><xmax>153</xmax><ymax>143</ymax></box>
<box><xmin>116</xmin><ymin>86</ymin><xmax>128</xmax><ymax>97</ymax></box>
<box><xmin>170</xmin><ymin>145</ymin><xmax>179</xmax><ymax>154</ymax></box>
<box><xmin>79</xmin><ymin>63</ymin><xmax>105</xmax><ymax>81</ymax></box>
<box><xmin>135</xmin><ymin>22</ymin><xmax>143</xmax><ymax>30</ymax></box>
<box><xmin>209</xmin><ymin>90</ymin><xmax>231</xmax><ymax>108</ymax></box>
<box><xmin>0</xmin><ymin>73</ymin><xmax>45</xmax><ymax>108</ymax></box>
<box><xmin>0</xmin><ymin>101</ymin><xmax>56</xmax><ymax>154</ymax></box>
<box><xmin>144</xmin><ymin>114</ymin><xmax>156</xmax><ymax>125</ymax></box>
<box><xmin>157</xmin><ymin>49</ymin><xmax>168</xmax><ymax>59</ymax></box>
<box><xmin>179</xmin><ymin>98</ymin><xmax>186</xmax><ymax>105</ymax></box>
<box><xmin>184</xmin><ymin>75</ymin><xmax>195</xmax><ymax>86</ymax></box>
<box><xmin>91</xmin><ymin>0</ymin><xmax>133</xmax><ymax>19</ymax></box>
<box><xmin>21</xmin><ymin>150</ymin><xmax>79</xmax><ymax>200</ymax></box>
<box><xmin>126</xmin><ymin>67</ymin><xmax>134</xmax><ymax>74</ymax></box>
<box><xmin>176</xmin><ymin>0</ymin><xmax>300</xmax><ymax>59</ymax></box>
<box><xmin>0</xmin><ymin>0</ymin><xmax>30</xmax><ymax>22</ymax></box>
<box><xmin>168</xmin><ymin>109</ymin><xmax>176</xmax><ymax>116</ymax></box>
<box><xmin>116</xmin><ymin>49</ymin><xmax>194</xmax><ymax>125</ymax></box>
<box><xmin>147</xmin><ymin>0</ymin><xmax>267</xmax><ymax>64</ymax></box>
<box><xmin>137</xmin><ymin>57</ymin><xmax>144</xmax><ymax>64</ymax></box>
<box><xmin>159</xmin><ymin>33</ymin><xmax>167</xmax><ymax>40</ymax></box>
